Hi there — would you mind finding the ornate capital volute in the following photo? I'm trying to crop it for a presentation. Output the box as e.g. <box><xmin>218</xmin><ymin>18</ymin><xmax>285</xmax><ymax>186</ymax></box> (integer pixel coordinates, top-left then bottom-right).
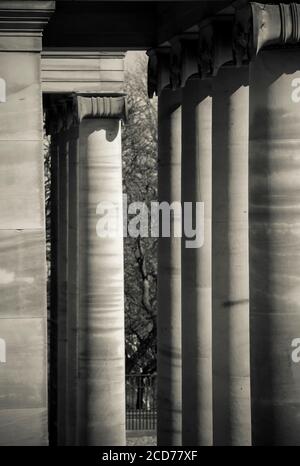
<box><xmin>198</xmin><ymin>16</ymin><xmax>235</xmax><ymax>78</ymax></box>
<box><xmin>170</xmin><ymin>36</ymin><xmax>199</xmax><ymax>90</ymax></box>
<box><xmin>45</xmin><ymin>94</ymin><xmax>127</xmax><ymax>135</ymax></box>
<box><xmin>233</xmin><ymin>2</ymin><xmax>300</xmax><ymax>65</ymax></box>
<box><xmin>170</xmin><ymin>38</ymin><xmax>183</xmax><ymax>90</ymax></box>
<box><xmin>147</xmin><ymin>49</ymin><xmax>158</xmax><ymax>98</ymax></box>
<box><xmin>147</xmin><ymin>48</ymin><xmax>171</xmax><ymax>98</ymax></box>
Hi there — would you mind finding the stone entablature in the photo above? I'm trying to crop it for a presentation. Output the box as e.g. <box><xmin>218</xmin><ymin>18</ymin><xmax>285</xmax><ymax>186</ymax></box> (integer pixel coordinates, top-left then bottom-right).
<box><xmin>41</xmin><ymin>51</ymin><xmax>125</xmax><ymax>94</ymax></box>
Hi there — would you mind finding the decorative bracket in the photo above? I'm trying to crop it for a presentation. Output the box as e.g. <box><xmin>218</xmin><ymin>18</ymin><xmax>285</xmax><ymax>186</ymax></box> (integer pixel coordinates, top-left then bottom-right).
<box><xmin>147</xmin><ymin>47</ymin><xmax>171</xmax><ymax>98</ymax></box>
<box><xmin>233</xmin><ymin>2</ymin><xmax>300</xmax><ymax>65</ymax></box>
<box><xmin>170</xmin><ymin>36</ymin><xmax>199</xmax><ymax>90</ymax></box>
<box><xmin>198</xmin><ymin>16</ymin><xmax>236</xmax><ymax>78</ymax></box>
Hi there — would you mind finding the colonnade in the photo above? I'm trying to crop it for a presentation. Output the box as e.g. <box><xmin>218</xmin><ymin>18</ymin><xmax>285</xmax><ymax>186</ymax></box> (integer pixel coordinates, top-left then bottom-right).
<box><xmin>0</xmin><ymin>0</ymin><xmax>300</xmax><ymax>447</ymax></box>
<box><xmin>154</xmin><ymin>2</ymin><xmax>300</xmax><ymax>446</ymax></box>
<box><xmin>0</xmin><ymin>0</ymin><xmax>127</xmax><ymax>443</ymax></box>
<box><xmin>45</xmin><ymin>95</ymin><xmax>127</xmax><ymax>446</ymax></box>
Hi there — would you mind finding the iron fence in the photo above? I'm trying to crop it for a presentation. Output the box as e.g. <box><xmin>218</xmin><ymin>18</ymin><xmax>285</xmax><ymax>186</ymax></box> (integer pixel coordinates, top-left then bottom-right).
<box><xmin>126</xmin><ymin>374</ymin><xmax>157</xmax><ymax>430</ymax></box>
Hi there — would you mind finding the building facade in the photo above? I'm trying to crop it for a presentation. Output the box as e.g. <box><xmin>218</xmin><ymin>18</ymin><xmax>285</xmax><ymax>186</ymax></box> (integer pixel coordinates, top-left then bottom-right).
<box><xmin>0</xmin><ymin>0</ymin><xmax>300</xmax><ymax>446</ymax></box>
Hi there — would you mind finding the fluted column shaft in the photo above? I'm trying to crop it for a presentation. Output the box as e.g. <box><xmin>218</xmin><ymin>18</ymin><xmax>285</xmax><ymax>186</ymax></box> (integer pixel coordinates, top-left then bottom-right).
<box><xmin>249</xmin><ymin>48</ymin><xmax>300</xmax><ymax>446</ymax></box>
<box><xmin>181</xmin><ymin>77</ymin><xmax>213</xmax><ymax>446</ymax></box>
<box><xmin>157</xmin><ymin>88</ymin><xmax>182</xmax><ymax>446</ymax></box>
<box><xmin>212</xmin><ymin>66</ymin><xmax>251</xmax><ymax>445</ymax></box>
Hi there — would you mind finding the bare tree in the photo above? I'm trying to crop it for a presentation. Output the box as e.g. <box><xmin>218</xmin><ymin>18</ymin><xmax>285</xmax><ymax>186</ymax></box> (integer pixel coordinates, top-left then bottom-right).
<box><xmin>123</xmin><ymin>53</ymin><xmax>158</xmax><ymax>375</ymax></box>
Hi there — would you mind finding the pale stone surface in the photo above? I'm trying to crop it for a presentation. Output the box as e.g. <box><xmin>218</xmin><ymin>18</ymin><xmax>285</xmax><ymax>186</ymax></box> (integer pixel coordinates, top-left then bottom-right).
<box><xmin>0</xmin><ymin>53</ymin><xmax>44</xmax><ymax>230</ymax></box>
<box><xmin>0</xmin><ymin>141</ymin><xmax>44</xmax><ymax>229</ymax></box>
<box><xmin>249</xmin><ymin>49</ymin><xmax>300</xmax><ymax>445</ymax></box>
<box><xmin>0</xmin><ymin>318</ymin><xmax>47</xmax><ymax>409</ymax></box>
<box><xmin>0</xmin><ymin>11</ymin><xmax>49</xmax><ymax>444</ymax></box>
<box><xmin>157</xmin><ymin>88</ymin><xmax>182</xmax><ymax>446</ymax></box>
<box><xmin>0</xmin><ymin>408</ymin><xmax>48</xmax><ymax>446</ymax></box>
<box><xmin>0</xmin><ymin>53</ymin><xmax>42</xmax><ymax>140</ymax></box>
<box><xmin>76</xmin><ymin>118</ymin><xmax>126</xmax><ymax>446</ymax></box>
<box><xmin>42</xmin><ymin>52</ymin><xmax>125</xmax><ymax>94</ymax></box>
<box><xmin>212</xmin><ymin>67</ymin><xmax>251</xmax><ymax>446</ymax></box>
<box><xmin>0</xmin><ymin>230</ymin><xmax>47</xmax><ymax>318</ymax></box>
<box><xmin>181</xmin><ymin>77</ymin><xmax>213</xmax><ymax>446</ymax></box>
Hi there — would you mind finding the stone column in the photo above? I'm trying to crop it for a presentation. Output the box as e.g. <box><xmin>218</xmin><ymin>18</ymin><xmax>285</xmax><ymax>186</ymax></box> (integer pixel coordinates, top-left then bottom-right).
<box><xmin>46</xmin><ymin>99</ymin><xmax>79</xmax><ymax>446</ymax></box>
<box><xmin>157</xmin><ymin>87</ymin><xmax>182</xmax><ymax>446</ymax></box>
<box><xmin>234</xmin><ymin>2</ymin><xmax>300</xmax><ymax>445</ymax></box>
<box><xmin>47</xmin><ymin>95</ymin><xmax>127</xmax><ymax>446</ymax></box>
<box><xmin>50</xmin><ymin>123</ymin><xmax>69</xmax><ymax>446</ymax></box>
<box><xmin>181</xmin><ymin>77</ymin><xmax>213</xmax><ymax>446</ymax></box>
<box><xmin>0</xmin><ymin>1</ymin><xmax>54</xmax><ymax>446</ymax></box>
<box><xmin>198</xmin><ymin>18</ymin><xmax>252</xmax><ymax>445</ymax></box>
<box><xmin>75</xmin><ymin>95</ymin><xmax>126</xmax><ymax>446</ymax></box>
<box><xmin>212</xmin><ymin>66</ymin><xmax>251</xmax><ymax>445</ymax></box>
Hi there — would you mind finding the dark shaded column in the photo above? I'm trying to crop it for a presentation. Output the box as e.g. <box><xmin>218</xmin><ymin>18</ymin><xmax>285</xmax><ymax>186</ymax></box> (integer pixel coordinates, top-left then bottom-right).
<box><xmin>181</xmin><ymin>77</ymin><xmax>213</xmax><ymax>446</ymax></box>
<box><xmin>157</xmin><ymin>87</ymin><xmax>182</xmax><ymax>446</ymax></box>
<box><xmin>212</xmin><ymin>66</ymin><xmax>251</xmax><ymax>445</ymax></box>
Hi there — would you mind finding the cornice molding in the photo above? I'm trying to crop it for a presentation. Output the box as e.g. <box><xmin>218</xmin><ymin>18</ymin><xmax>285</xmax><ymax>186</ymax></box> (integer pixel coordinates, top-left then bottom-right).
<box><xmin>0</xmin><ymin>1</ymin><xmax>55</xmax><ymax>51</ymax></box>
<box><xmin>45</xmin><ymin>93</ymin><xmax>127</xmax><ymax>135</ymax></box>
<box><xmin>233</xmin><ymin>2</ymin><xmax>300</xmax><ymax>65</ymax></box>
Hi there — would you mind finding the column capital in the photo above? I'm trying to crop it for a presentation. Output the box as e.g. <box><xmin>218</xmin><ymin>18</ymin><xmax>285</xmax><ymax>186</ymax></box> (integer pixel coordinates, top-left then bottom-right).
<box><xmin>170</xmin><ymin>39</ymin><xmax>183</xmax><ymax>91</ymax></box>
<box><xmin>170</xmin><ymin>36</ymin><xmax>199</xmax><ymax>90</ymax></box>
<box><xmin>45</xmin><ymin>93</ymin><xmax>127</xmax><ymax>135</ymax></box>
<box><xmin>147</xmin><ymin>38</ymin><xmax>200</xmax><ymax>98</ymax></box>
<box><xmin>0</xmin><ymin>1</ymin><xmax>55</xmax><ymax>51</ymax></box>
<box><xmin>75</xmin><ymin>94</ymin><xmax>127</xmax><ymax>122</ymax></box>
<box><xmin>147</xmin><ymin>47</ymin><xmax>171</xmax><ymax>98</ymax></box>
<box><xmin>198</xmin><ymin>16</ymin><xmax>236</xmax><ymax>78</ymax></box>
<box><xmin>234</xmin><ymin>2</ymin><xmax>300</xmax><ymax>65</ymax></box>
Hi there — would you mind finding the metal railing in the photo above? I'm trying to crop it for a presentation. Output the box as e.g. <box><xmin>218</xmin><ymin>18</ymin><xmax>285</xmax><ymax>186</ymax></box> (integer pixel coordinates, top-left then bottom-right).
<box><xmin>126</xmin><ymin>374</ymin><xmax>157</xmax><ymax>430</ymax></box>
